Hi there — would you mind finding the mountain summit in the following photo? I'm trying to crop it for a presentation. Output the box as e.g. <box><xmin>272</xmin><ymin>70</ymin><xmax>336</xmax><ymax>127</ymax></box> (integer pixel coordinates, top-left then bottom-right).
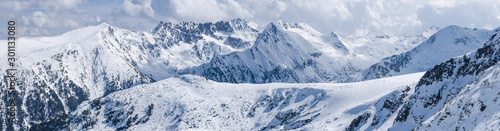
<box><xmin>362</xmin><ymin>25</ymin><xmax>497</xmax><ymax>80</ymax></box>
<box><xmin>181</xmin><ymin>21</ymin><xmax>364</xmax><ymax>83</ymax></box>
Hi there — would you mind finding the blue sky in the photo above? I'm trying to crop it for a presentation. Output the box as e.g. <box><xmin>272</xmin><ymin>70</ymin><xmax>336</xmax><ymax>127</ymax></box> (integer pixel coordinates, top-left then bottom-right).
<box><xmin>1</xmin><ymin>0</ymin><xmax>500</xmax><ymax>37</ymax></box>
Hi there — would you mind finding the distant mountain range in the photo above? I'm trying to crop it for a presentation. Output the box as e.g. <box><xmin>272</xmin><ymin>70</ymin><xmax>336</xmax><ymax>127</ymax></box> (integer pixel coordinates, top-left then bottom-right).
<box><xmin>363</xmin><ymin>25</ymin><xmax>498</xmax><ymax>80</ymax></box>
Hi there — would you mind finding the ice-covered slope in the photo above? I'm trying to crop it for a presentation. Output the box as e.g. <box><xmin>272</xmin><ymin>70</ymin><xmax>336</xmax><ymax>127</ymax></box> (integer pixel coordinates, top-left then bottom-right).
<box><xmin>388</xmin><ymin>32</ymin><xmax>500</xmax><ymax>130</ymax></box>
<box><xmin>362</xmin><ymin>25</ymin><xmax>496</xmax><ymax>80</ymax></box>
<box><xmin>182</xmin><ymin>21</ymin><xmax>367</xmax><ymax>83</ymax></box>
<box><xmin>68</xmin><ymin>72</ymin><xmax>425</xmax><ymax>130</ymax></box>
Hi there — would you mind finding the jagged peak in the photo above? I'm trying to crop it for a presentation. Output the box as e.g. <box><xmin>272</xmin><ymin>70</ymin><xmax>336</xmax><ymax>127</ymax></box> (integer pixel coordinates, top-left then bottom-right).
<box><xmin>485</xmin><ymin>32</ymin><xmax>499</xmax><ymax>46</ymax></box>
<box><xmin>261</xmin><ymin>22</ymin><xmax>284</xmax><ymax>35</ymax></box>
<box><xmin>322</xmin><ymin>32</ymin><xmax>342</xmax><ymax>43</ymax></box>
<box><xmin>271</xmin><ymin>20</ymin><xmax>320</xmax><ymax>35</ymax></box>
<box><xmin>437</xmin><ymin>25</ymin><xmax>472</xmax><ymax>33</ymax></box>
<box><xmin>273</xmin><ymin>20</ymin><xmax>306</xmax><ymax>29</ymax></box>
<box><xmin>152</xmin><ymin>18</ymin><xmax>257</xmax><ymax>34</ymax></box>
<box><xmin>326</xmin><ymin>32</ymin><xmax>339</xmax><ymax>38</ymax></box>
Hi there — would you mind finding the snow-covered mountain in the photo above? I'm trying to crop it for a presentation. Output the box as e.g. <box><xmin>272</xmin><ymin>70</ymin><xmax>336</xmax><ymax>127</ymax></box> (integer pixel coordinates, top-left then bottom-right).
<box><xmin>181</xmin><ymin>21</ymin><xmax>369</xmax><ymax>83</ymax></box>
<box><xmin>0</xmin><ymin>19</ymin><xmax>260</xmax><ymax>130</ymax></box>
<box><xmin>2</xmin><ymin>18</ymin><xmax>499</xmax><ymax>130</ymax></box>
<box><xmin>328</xmin><ymin>32</ymin><xmax>500</xmax><ymax>131</ymax></box>
<box><xmin>0</xmin><ymin>23</ymin><xmax>154</xmax><ymax>131</ymax></box>
<box><xmin>133</xmin><ymin>18</ymin><xmax>260</xmax><ymax>80</ymax></box>
<box><xmin>362</xmin><ymin>25</ymin><xmax>497</xmax><ymax>80</ymax></box>
<box><xmin>386</xmin><ymin>32</ymin><xmax>500</xmax><ymax>130</ymax></box>
<box><xmin>68</xmin><ymin>72</ymin><xmax>425</xmax><ymax>130</ymax></box>
<box><xmin>0</xmin><ymin>19</ymin><xmax>385</xmax><ymax>130</ymax></box>
<box><xmin>417</xmin><ymin>64</ymin><xmax>500</xmax><ymax>130</ymax></box>
<box><xmin>339</xmin><ymin>27</ymin><xmax>436</xmax><ymax>65</ymax></box>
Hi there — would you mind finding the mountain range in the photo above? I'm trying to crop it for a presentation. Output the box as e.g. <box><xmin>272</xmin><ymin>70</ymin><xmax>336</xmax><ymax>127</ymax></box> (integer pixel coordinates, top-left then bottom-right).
<box><xmin>0</xmin><ymin>19</ymin><xmax>499</xmax><ymax>130</ymax></box>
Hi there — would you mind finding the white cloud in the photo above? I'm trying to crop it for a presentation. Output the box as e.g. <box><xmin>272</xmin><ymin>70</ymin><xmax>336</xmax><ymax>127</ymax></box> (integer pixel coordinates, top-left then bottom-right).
<box><xmin>169</xmin><ymin>0</ymin><xmax>252</xmax><ymax>22</ymax></box>
<box><xmin>31</xmin><ymin>11</ymin><xmax>48</xmax><ymax>27</ymax></box>
<box><xmin>0</xmin><ymin>1</ymin><xmax>22</xmax><ymax>12</ymax></box>
<box><xmin>171</xmin><ymin>0</ymin><xmax>226</xmax><ymax>21</ymax></box>
<box><xmin>2</xmin><ymin>0</ymin><xmax>500</xmax><ymax>37</ymax></box>
<box><xmin>289</xmin><ymin>0</ymin><xmax>351</xmax><ymax>20</ymax></box>
<box><xmin>34</xmin><ymin>0</ymin><xmax>87</xmax><ymax>11</ymax></box>
<box><xmin>122</xmin><ymin>0</ymin><xmax>155</xmax><ymax>17</ymax></box>
<box><xmin>56</xmin><ymin>0</ymin><xmax>86</xmax><ymax>9</ymax></box>
<box><xmin>64</xmin><ymin>20</ymin><xmax>80</xmax><ymax>28</ymax></box>
<box><xmin>428</xmin><ymin>0</ymin><xmax>463</xmax><ymax>8</ymax></box>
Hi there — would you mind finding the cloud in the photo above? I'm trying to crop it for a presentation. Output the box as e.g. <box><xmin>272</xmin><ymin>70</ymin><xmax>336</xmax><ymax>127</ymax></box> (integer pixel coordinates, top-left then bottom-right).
<box><xmin>0</xmin><ymin>1</ymin><xmax>22</xmax><ymax>12</ymax></box>
<box><xmin>1</xmin><ymin>0</ymin><xmax>500</xmax><ymax>38</ymax></box>
<box><xmin>428</xmin><ymin>0</ymin><xmax>464</xmax><ymax>8</ymax></box>
<box><xmin>122</xmin><ymin>0</ymin><xmax>155</xmax><ymax>17</ymax></box>
<box><xmin>64</xmin><ymin>20</ymin><xmax>80</xmax><ymax>28</ymax></box>
<box><xmin>168</xmin><ymin>0</ymin><xmax>252</xmax><ymax>22</ymax></box>
<box><xmin>0</xmin><ymin>0</ymin><xmax>93</xmax><ymax>36</ymax></box>
<box><xmin>34</xmin><ymin>0</ymin><xmax>87</xmax><ymax>11</ymax></box>
<box><xmin>54</xmin><ymin>0</ymin><xmax>86</xmax><ymax>9</ymax></box>
<box><xmin>31</xmin><ymin>11</ymin><xmax>48</xmax><ymax>27</ymax></box>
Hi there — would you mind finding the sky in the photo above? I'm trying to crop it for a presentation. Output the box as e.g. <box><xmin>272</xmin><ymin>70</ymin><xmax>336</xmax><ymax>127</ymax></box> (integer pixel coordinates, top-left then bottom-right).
<box><xmin>1</xmin><ymin>0</ymin><xmax>500</xmax><ymax>38</ymax></box>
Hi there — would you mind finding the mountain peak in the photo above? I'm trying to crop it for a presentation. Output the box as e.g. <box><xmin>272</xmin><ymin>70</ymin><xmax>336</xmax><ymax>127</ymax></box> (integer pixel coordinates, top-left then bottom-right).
<box><xmin>494</xmin><ymin>26</ymin><xmax>500</xmax><ymax>32</ymax></box>
<box><xmin>362</xmin><ymin>24</ymin><xmax>495</xmax><ymax>80</ymax></box>
<box><xmin>443</xmin><ymin>25</ymin><xmax>467</xmax><ymax>31</ymax></box>
<box><xmin>152</xmin><ymin>18</ymin><xmax>257</xmax><ymax>34</ymax></box>
<box><xmin>267</xmin><ymin>21</ymin><xmax>323</xmax><ymax>39</ymax></box>
<box><xmin>272</xmin><ymin>21</ymin><xmax>316</xmax><ymax>31</ymax></box>
<box><xmin>443</xmin><ymin>25</ymin><xmax>462</xmax><ymax>29</ymax></box>
<box><xmin>422</xmin><ymin>26</ymin><xmax>440</xmax><ymax>38</ymax></box>
<box><xmin>327</xmin><ymin>32</ymin><xmax>339</xmax><ymax>38</ymax></box>
<box><xmin>435</xmin><ymin>25</ymin><xmax>483</xmax><ymax>34</ymax></box>
<box><xmin>97</xmin><ymin>22</ymin><xmax>111</xmax><ymax>27</ymax></box>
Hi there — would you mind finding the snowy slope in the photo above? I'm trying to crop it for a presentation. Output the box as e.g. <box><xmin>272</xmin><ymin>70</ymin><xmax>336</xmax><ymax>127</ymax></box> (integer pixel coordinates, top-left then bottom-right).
<box><xmin>417</xmin><ymin>63</ymin><xmax>500</xmax><ymax>130</ymax></box>
<box><xmin>0</xmin><ymin>19</ymin><xmax>260</xmax><ymax>130</ymax></box>
<box><xmin>182</xmin><ymin>21</ymin><xmax>368</xmax><ymax>83</ymax></box>
<box><xmin>68</xmin><ymin>72</ymin><xmax>425</xmax><ymax>130</ymax></box>
<box><xmin>362</xmin><ymin>25</ymin><xmax>496</xmax><ymax>80</ymax></box>
<box><xmin>388</xmin><ymin>32</ymin><xmax>500</xmax><ymax>130</ymax></box>
<box><xmin>0</xmin><ymin>24</ymin><xmax>154</xmax><ymax>131</ymax></box>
